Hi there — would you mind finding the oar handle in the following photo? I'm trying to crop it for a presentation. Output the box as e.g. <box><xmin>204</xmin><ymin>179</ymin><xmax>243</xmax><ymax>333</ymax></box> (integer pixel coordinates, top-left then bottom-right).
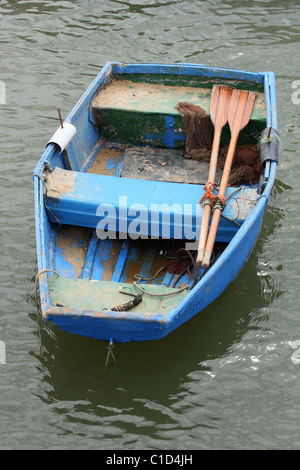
<box><xmin>217</xmin><ymin>132</ymin><xmax>239</xmax><ymax>197</ymax></box>
<box><xmin>196</xmin><ymin>203</ymin><xmax>211</xmax><ymax>264</ymax></box>
<box><xmin>201</xmin><ymin>207</ymin><xmax>222</xmax><ymax>268</ymax></box>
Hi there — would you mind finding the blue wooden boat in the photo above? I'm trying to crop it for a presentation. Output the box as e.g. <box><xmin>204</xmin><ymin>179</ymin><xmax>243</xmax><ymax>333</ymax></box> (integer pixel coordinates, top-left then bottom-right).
<box><xmin>33</xmin><ymin>62</ymin><xmax>279</xmax><ymax>344</ymax></box>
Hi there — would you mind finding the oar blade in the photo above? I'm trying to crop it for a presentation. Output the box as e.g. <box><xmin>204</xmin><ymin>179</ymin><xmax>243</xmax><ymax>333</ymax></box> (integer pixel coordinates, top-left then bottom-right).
<box><xmin>210</xmin><ymin>85</ymin><xmax>233</xmax><ymax>128</ymax></box>
<box><xmin>228</xmin><ymin>89</ymin><xmax>256</xmax><ymax>133</ymax></box>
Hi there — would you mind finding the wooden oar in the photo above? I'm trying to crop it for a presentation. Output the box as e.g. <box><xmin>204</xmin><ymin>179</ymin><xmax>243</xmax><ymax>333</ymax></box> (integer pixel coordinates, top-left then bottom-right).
<box><xmin>201</xmin><ymin>88</ymin><xmax>256</xmax><ymax>269</ymax></box>
<box><xmin>196</xmin><ymin>85</ymin><xmax>233</xmax><ymax>265</ymax></box>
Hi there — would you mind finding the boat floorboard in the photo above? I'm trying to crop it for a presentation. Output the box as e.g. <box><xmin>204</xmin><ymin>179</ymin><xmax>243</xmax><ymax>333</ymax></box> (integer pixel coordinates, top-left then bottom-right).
<box><xmin>85</xmin><ymin>141</ymin><xmax>216</xmax><ymax>185</ymax></box>
<box><xmin>47</xmin><ymin>276</ymin><xmax>189</xmax><ymax>316</ymax></box>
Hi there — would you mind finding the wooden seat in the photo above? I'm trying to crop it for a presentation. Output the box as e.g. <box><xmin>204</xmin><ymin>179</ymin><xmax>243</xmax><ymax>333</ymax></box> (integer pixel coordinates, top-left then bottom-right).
<box><xmin>90</xmin><ymin>79</ymin><xmax>266</xmax><ymax>149</ymax></box>
<box><xmin>45</xmin><ymin>167</ymin><xmax>256</xmax><ymax>242</ymax></box>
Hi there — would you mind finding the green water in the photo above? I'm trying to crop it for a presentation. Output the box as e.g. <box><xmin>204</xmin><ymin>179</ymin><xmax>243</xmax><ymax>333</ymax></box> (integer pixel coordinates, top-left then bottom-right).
<box><xmin>0</xmin><ymin>0</ymin><xmax>300</xmax><ymax>450</ymax></box>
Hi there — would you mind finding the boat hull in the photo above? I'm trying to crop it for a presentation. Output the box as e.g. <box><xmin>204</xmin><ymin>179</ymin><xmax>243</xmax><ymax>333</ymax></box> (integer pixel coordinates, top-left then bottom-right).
<box><xmin>33</xmin><ymin>62</ymin><xmax>278</xmax><ymax>343</ymax></box>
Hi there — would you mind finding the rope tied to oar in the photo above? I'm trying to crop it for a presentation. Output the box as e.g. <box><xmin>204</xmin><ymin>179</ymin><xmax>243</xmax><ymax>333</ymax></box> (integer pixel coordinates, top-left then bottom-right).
<box><xmin>213</xmin><ymin>195</ymin><xmax>226</xmax><ymax>212</ymax></box>
<box><xmin>200</xmin><ymin>181</ymin><xmax>219</xmax><ymax>208</ymax></box>
<box><xmin>200</xmin><ymin>182</ymin><xmax>229</xmax><ymax>213</ymax></box>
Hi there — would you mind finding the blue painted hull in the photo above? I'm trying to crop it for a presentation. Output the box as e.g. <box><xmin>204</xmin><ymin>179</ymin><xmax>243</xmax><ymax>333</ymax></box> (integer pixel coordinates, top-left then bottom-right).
<box><xmin>33</xmin><ymin>62</ymin><xmax>278</xmax><ymax>343</ymax></box>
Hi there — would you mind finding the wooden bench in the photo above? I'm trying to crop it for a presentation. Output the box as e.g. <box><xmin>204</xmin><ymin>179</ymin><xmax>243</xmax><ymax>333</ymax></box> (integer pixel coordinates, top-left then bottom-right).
<box><xmin>45</xmin><ymin>167</ymin><xmax>257</xmax><ymax>242</ymax></box>
<box><xmin>90</xmin><ymin>79</ymin><xmax>266</xmax><ymax>149</ymax></box>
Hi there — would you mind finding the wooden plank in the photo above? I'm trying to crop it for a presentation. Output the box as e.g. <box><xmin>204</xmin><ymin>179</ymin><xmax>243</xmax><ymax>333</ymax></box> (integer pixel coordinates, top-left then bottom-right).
<box><xmin>45</xmin><ymin>168</ymin><xmax>253</xmax><ymax>243</ymax></box>
<box><xmin>86</xmin><ymin>143</ymin><xmax>124</xmax><ymax>176</ymax></box>
<box><xmin>121</xmin><ymin>147</ymin><xmax>222</xmax><ymax>185</ymax></box>
<box><xmin>91</xmin><ymin>79</ymin><xmax>266</xmax><ymax>148</ymax></box>
<box><xmin>110</xmin><ymin>240</ymin><xmax>131</xmax><ymax>283</ymax></box>
<box><xmin>81</xmin><ymin>229</ymin><xmax>99</xmax><ymax>279</ymax></box>
<box><xmin>48</xmin><ymin>276</ymin><xmax>189</xmax><ymax>316</ymax></box>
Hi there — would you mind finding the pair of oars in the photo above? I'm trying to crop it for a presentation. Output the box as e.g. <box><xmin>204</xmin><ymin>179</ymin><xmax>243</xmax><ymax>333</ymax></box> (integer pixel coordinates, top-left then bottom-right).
<box><xmin>196</xmin><ymin>85</ymin><xmax>256</xmax><ymax>269</ymax></box>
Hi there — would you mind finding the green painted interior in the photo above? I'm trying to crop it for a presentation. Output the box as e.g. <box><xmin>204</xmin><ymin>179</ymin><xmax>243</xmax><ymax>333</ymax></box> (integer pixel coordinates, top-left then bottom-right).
<box><xmin>91</xmin><ymin>75</ymin><xmax>266</xmax><ymax>148</ymax></box>
<box><xmin>114</xmin><ymin>73</ymin><xmax>265</xmax><ymax>92</ymax></box>
<box><xmin>48</xmin><ymin>276</ymin><xmax>188</xmax><ymax>316</ymax></box>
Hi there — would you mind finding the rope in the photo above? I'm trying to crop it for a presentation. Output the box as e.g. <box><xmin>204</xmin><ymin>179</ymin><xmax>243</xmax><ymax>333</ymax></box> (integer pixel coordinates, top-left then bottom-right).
<box><xmin>221</xmin><ymin>204</ymin><xmax>242</xmax><ymax>226</ymax></box>
<box><xmin>110</xmin><ymin>294</ymin><xmax>143</xmax><ymax>312</ymax></box>
<box><xmin>200</xmin><ymin>181</ymin><xmax>218</xmax><ymax>208</ymax></box>
<box><xmin>134</xmin><ymin>265</ymin><xmax>166</xmax><ymax>282</ymax></box>
<box><xmin>133</xmin><ymin>246</ymin><xmax>203</xmax><ymax>294</ymax></box>
<box><xmin>176</xmin><ymin>248</ymin><xmax>202</xmax><ymax>280</ymax></box>
<box><xmin>99</xmin><ymin>339</ymin><xmax>116</xmax><ymax>388</ymax></box>
<box><xmin>225</xmin><ymin>185</ymin><xmax>258</xmax><ymax>203</ymax></box>
<box><xmin>220</xmin><ymin>186</ymin><xmax>259</xmax><ymax>226</ymax></box>
<box><xmin>35</xmin><ymin>269</ymin><xmax>60</xmax><ymax>306</ymax></box>
<box><xmin>201</xmin><ymin>182</ymin><xmax>259</xmax><ymax>217</ymax></box>
<box><xmin>133</xmin><ymin>274</ymin><xmax>189</xmax><ymax>297</ymax></box>
<box><xmin>239</xmin><ymin>186</ymin><xmax>259</xmax><ymax>202</ymax></box>
<box><xmin>213</xmin><ymin>196</ymin><xmax>226</xmax><ymax>212</ymax></box>
<box><xmin>104</xmin><ymin>341</ymin><xmax>116</xmax><ymax>367</ymax></box>
<box><xmin>170</xmin><ymin>251</ymin><xmax>204</xmax><ymax>289</ymax></box>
